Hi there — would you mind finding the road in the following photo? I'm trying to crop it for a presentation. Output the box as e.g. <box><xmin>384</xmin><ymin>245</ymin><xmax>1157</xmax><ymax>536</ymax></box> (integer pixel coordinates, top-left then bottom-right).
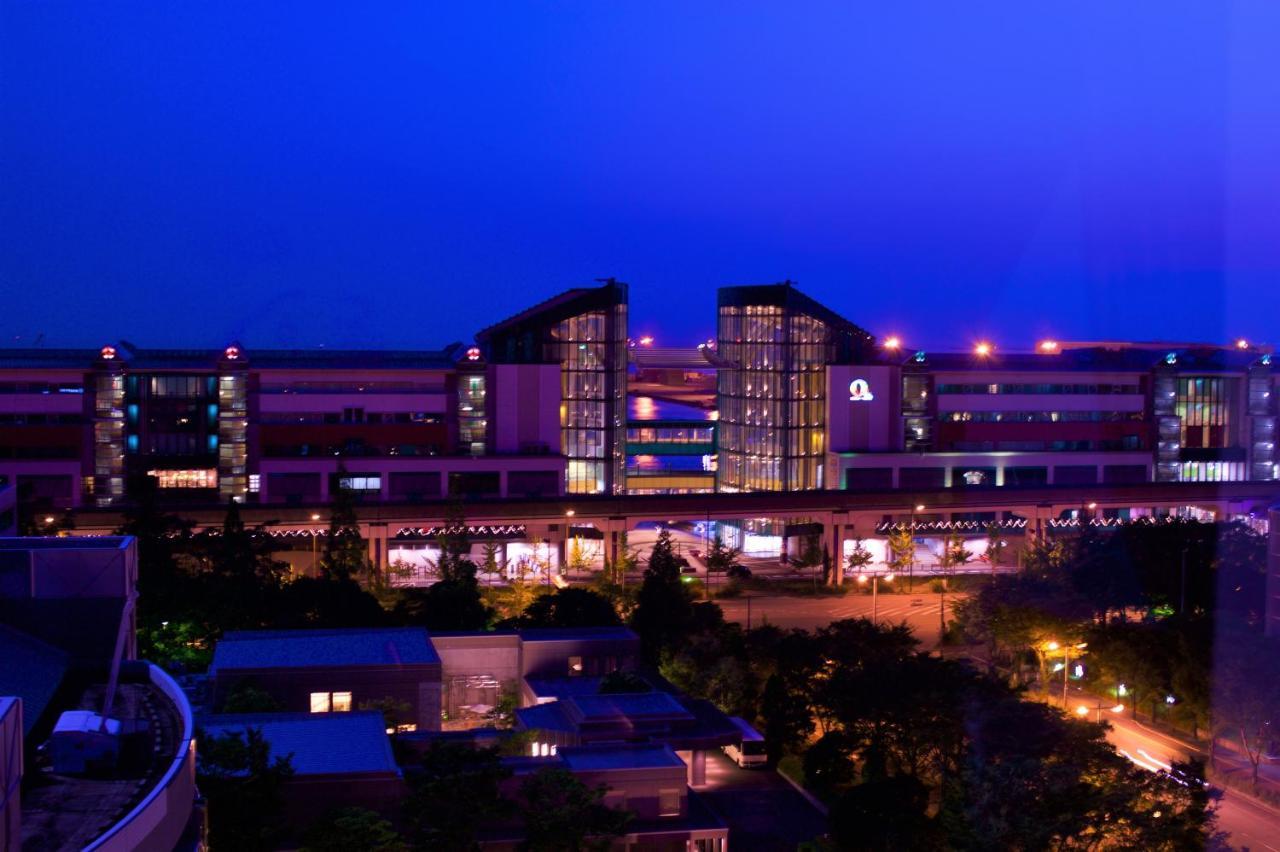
<box><xmin>698</xmin><ymin>748</ymin><xmax>828</xmax><ymax>850</ymax></box>
<box><xmin>716</xmin><ymin>589</ymin><xmax>954</xmax><ymax>646</ymax></box>
<box><xmin>1053</xmin><ymin>683</ymin><xmax>1280</xmax><ymax>850</ymax></box>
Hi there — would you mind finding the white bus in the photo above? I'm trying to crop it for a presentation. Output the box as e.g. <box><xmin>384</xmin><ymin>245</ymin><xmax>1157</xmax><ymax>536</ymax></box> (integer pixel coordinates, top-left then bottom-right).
<box><xmin>723</xmin><ymin>716</ymin><xmax>767</xmax><ymax>768</ymax></box>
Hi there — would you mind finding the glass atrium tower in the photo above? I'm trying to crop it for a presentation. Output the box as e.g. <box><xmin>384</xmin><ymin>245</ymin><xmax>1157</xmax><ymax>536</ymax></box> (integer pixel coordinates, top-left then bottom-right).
<box><xmin>715</xmin><ymin>282</ymin><xmax>876</xmax><ymax>492</ymax></box>
<box><xmin>476</xmin><ymin>280</ymin><xmax>628</xmax><ymax>495</ymax></box>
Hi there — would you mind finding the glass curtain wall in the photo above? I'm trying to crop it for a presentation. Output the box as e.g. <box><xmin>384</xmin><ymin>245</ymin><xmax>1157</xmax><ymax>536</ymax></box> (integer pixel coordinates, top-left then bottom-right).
<box><xmin>547</xmin><ymin>305</ymin><xmax>626</xmax><ymax>494</ymax></box>
<box><xmin>717</xmin><ymin>305</ymin><xmax>828</xmax><ymax>491</ymax></box>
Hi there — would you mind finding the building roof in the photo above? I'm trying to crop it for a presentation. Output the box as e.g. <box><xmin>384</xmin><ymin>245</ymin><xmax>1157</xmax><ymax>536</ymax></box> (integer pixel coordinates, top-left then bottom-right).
<box><xmin>524</xmin><ymin>676</ymin><xmax>606</xmax><ymax>701</ymax></box>
<box><xmin>475</xmin><ymin>281</ymin><xmax>627</xmax><ymax>343</ymax></box>
<box><xmin>0</xmin><ymin>345</ymin><xmax>458</xmax><ymax>371</ymax></box>
<box><xmin>565</xmin><ymin>692</ymin><xmax>694</xmax><ymax>724</ymax></box>
<box><xmin>200</xmin><ymin>711</ymin><xmax>400</xmax><ymax>776</ymax></box>
<box><xmin>212</xmin><ymin>628</ymin><xmax>439</xmax><ymax>671</ymax></box>
<box><xmin>0</xmin><ymin>624</ymin><xmax>69</xmax><ymax>735</ymax></box>
<box><xmin>909</xmin><ymin>345</ymin><xmax>1268</xmax><ymax>374</ymax></box>
<box><xmin>559</xmin><ymin>743</ymin><xmax>685</xmax><ymax>771</ymax></box>
<box><xmin>515</xmin><ymin>626</ymin><xmax>639</xmax><ymax>643</ymax></box>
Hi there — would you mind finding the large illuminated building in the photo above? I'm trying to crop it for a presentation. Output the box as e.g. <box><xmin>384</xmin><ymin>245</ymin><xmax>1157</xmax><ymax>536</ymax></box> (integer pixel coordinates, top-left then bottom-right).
<box><xmin>477</xmin><ymin>280</ymin><xmax>628</xmax><ymax>496</ymax></box>
<box><xmin>1</xmin><ymin>281</ymin><xmax>1275</xmax><ymax>526</ymax></box>
<box><xmin>826</xmin><ymin>342</ymin><xmax>1276</xmax><ymax>493</ymax></box>
<box><xmin>714</xmin><ymin>283</ymin><xmax>878</xmax><ymax>492</ymax></box>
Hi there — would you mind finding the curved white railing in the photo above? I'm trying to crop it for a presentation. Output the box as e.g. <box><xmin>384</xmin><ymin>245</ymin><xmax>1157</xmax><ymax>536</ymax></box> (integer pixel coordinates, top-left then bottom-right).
<box><xmin>84</xmin><ymin>663</ymin><xmax>197</xmax><ymax>852</ymax></box>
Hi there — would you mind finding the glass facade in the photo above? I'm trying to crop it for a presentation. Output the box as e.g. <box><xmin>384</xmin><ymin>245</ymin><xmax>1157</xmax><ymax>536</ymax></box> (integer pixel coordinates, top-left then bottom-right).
<box><xmin>546</xmin><ymin>306</ymin><xmax>627</xmax><ymax>494</ymax></box>
<box><xmin>716</xmin><ymin>286</ymin><xmax>875</xmax><ymax>492</ymax></box>
<box><xmin>477</xmin><ymin>280</ymin><xmax>628</xmax><ymax>495</ymax></box>
<box><xmin>1175</xmin><ymin>377</ymin><xmax>1234</xmax><ymax>449</ymax></box>
<box><xmin>457</xmin><ymin>372</ymin><xmax>486</xmax><ymax>455</ymax></box>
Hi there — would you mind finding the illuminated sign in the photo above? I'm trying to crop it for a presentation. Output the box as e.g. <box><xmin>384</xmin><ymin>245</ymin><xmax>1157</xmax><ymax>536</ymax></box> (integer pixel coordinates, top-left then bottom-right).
<box><xmin>848</xmin><ymin>379</ymin><xmax>875</xmax><ymax>402</ymax></box>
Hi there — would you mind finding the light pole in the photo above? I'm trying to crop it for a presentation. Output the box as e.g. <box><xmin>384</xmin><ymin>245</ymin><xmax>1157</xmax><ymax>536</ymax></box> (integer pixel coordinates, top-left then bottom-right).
<box><xmin>909</xmin><ymin>503</ymin><xmax>924</xmax><ymax>592</ymax></box>
<box><xmin>858</xmin><ymin>572</ymin><xmax>894</xmax><ymax>624</ymax></box>
<box><xmin>310</xmin><ymin>513</ymin><xmax>321</xmax><ymax>576</ymax></box>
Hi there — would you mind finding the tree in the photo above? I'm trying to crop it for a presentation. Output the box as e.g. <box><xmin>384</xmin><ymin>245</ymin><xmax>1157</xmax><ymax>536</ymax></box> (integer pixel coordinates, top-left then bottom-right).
<box><xmin>938</xmin><ymin>690</ymin><xmax>1214</xmax><ymax>850</ymax></box>
<box><xmin>518</xmin><ymin>766</ymin><xmax>632</xmax><ymax>852</ymax></box>
<box><xmin>481</xmin><ymin>541</ymin><xmax>503</xmax><ymax>578</ymax></box>
<box><xmin>275</xmin><ymin>576</ymin><xmax>388</xmax><ymax>629</ymax></box>
<box><xmin>321</xmin><ymin>468</ymin><xmax>372</xmax><ymax>582</ymax></box>
<box><xmin>887</xmin><ymin>527</ymin><xmax>915</xmax><ymax>590</ymax></box>
<box><xmin>845</xmin><ymin>535</ymin><xmax>874</xmax><ymax>579</ymax></box>
<box><xmin>196</xmin><ymin>726</ymin><xmax>294</xmax><ymax>852</ymax></box>
<box><xmin>802</xmin><ymin>731</ymin><xmax>856</xmax><ymax>801</ymax></box>
<box><xmin>221</xmin><ymin>683</ymin><xmax>282</xmax><ymax>713</ymax></box>
<box><xmin>404</xmin><ymin>741</ymin><xmax>512</xmax><ymax>850</ymax></box>
<box><xmin>301</xmin><ymin>808</ymin><xmax>406</xmax><ymax>852</ymax></box>
<box><xmin>567</xmin><ymin>535</ymin><xmax>593</xmax><ymax>573</ymax></box>
<box><xmin>937</xmin><ymin>531</ymin><xmax>972</xmax><ymax>636</ymax></box>
<box><xmin>983</xmin><ymin>522</ymin><xmax>1007</xmax><ymax>574</ymax></box>
<box><xmin>760</xmin><ymin>672</ymin><xmax>813</xmax><ymax>766</ymax></box>
<box><xmin>359</xmin><ymin>696</ymin><xmax>415</xmax><ymax>733</ymax></box>
<box><xmin>522</xmin><ymin>587</ymin><xmax>620</xmax><ymax>628</ymax></box>
<box><xmin>393</xmin><ymin>572</ymin><xmax>492</xmax><ymax>631</ymax></box>
<box><xmin>830</xmin><ymin>775</ymin><xmax>934</xmax><ymax>852</ymax></box>
<box><xmin>791</xmin><ymin>532</ymin><xmax>824</xmax><ymax>588</ymax></box>
<box><xmin>630</xmin><ymin>529</ymin><xmax>696</xmax><ymax>663</ymax></box>
<box><xmin>1212</xmin><ymin>631</ymin><xmax>1280</xmax><ymax>788</ymax></box>
<box><xmin>598</xmin><ymin>670</ymin><xmax>652</xmax><ymax>694</ymax></box>
<box><xmin>704</xmin><ymin>534</ymin><xmax>741</xmax><ymax>574</ymax></box>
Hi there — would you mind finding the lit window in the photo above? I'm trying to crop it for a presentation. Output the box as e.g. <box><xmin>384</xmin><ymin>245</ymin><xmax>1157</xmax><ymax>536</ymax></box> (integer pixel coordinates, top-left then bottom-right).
<box><xmin>148</xmin><ymin>469</ymin><xmax>218</xmax><ymax>489</ymax></box>
<box><xmin>568</xmin><ymin>656</ymin><xmax>584</xmax><ymax>677</ymax></box>
<box><xmin>658</xmin><ymin>788</ymin><xmax>681</xmax><ymax>816</ymax></box>
<box><xmin>248</xmin><ymin>474</ymin><xmax>260</xmax><ymax>493</ymax></box>
<box><xmin>310</xmin><ymin>691</ymin><xmax>352</xmax><ymax>713</ymax></box>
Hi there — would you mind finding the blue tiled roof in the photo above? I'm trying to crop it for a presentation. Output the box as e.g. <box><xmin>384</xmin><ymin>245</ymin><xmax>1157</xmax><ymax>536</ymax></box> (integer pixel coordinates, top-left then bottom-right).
<box><xmin>516</xmin><ymin>626</ymin><xmax>638</xmax><ymax>643</ymax></box>
<box><xmin>567</xmin><ymin>692</ymin><xmax>692</xmax><ymax>723</ymax></box>
<box><xmin>514</xmin><ymin>702</ymin><xmax>576</xmax><ymax>733</ymax></box>
<box><xmin>524</xmin><ymin>676</ymin><xmax>605</xmax><ymax>700</ymax></box>
<box><xmin>200</xmin><ymin>712</ymin><xmax>399</xmax><ymax>775</ymax></box>
<box><xmin>560</xmin><ymin>743</ymin><xmax>685</xmax><ymax>771</ymax></box>
<box><xmin>0</xmin><ymin>625</ymin><xmax>69</xmax><ymax>736</ymax></box>
<box><xmin>212</xmin><ymin>628</ymin><xmax>439</xmax><ymax>671</ymax></box>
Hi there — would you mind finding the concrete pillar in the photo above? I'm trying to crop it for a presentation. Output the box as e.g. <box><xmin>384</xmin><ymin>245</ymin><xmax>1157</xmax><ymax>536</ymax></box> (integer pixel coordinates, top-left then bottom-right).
<box><xmin>366</xmin><ymin>522</ymin><xmax>389</xmax><ymax>573</ymax></box>
<box><xmin>827</xmin><ymin>512</ymin><xmax>847</xmax><ymax>586</ymax></box>
<box><xmin>689</xmin><ymin>748</ymin><xmax>707</xmax><ymax>787</ymax></box>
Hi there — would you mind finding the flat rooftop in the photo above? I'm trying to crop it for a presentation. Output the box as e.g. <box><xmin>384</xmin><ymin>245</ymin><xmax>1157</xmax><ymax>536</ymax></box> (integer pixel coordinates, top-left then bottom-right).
<box><xmin>21</xmin><ymin>678</ymin><xmax>184</xmax><ymax>852</ymax></box>
<box><xmin>0</xmin><ymin>536</ymin><xmax>133</xmax><ymax>551</ymax></box>
<box><xmin>560</xmin><ymin>743</ymin><xmax>685</xmax><ymax>771</ymax></box>
<box><xmin>201</xmin><ymin>711</ymin><xmax>399</xmax><ymax>775</ymax></box>
<box><xmin>516</xmin><ymin>626</ymin><xmax>638</xmax><ymax>643</ymax></box>
<box><xmin>212</xmin><ymin>627</ymin><xmax>439</xmax><ymax>670</ymax></box>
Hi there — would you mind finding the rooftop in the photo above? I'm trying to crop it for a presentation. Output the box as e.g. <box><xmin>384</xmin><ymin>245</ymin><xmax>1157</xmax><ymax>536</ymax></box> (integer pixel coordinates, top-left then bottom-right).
<box><xmin>908</xmin><ymin>344</ymin><xmax>1268</xmax><ymax>373</ymax></box>
<box><xmin>212</xmin><ymin>627</ymin><xmax>439</xmax><ymax>671</ymax></box>
<box><xmin>200</xmin><ymin>711</ymin><xmax>399</xmax><ymax>776</ymax></box>
<box><xmin>559</xmin><ymin>743</ymin><xmax>685</xmax><ymax>771</ymax></box>
<box><xmin>565</xmin><ymin>692</ymin><xmax>693</xmax><ymax>724</ymax></box>
<box><xmin>0</xmin><ymin>345</ymin><xmax>459</xmax><ymax>371</ymax></box>
<box><xmin>0</xmin><ymin>624</ymin><xmax>69</xmax><ymax>735</ymax></box>
<box><xmin>516</xmin><ymin>626</ymin><xmax>639</xmax><ymax>643</ymax></box>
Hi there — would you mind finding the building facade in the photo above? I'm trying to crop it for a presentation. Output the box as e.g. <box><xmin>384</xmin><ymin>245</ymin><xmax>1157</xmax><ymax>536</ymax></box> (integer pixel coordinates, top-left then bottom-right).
<box><xmin>827</xmin><ymin>344</ymin><xmax>1277</xmax><ymax>493</ymax></box>
<box><xmin>2</xmin><ymin>283</ymin><xmax>1275</xmax><ymax>529</ymax></box>
<box><xmin>477</xmin><ymin>280</ymin><xmax>628</xmax><ymax>496</ymax></box>
<box><xmin>0</xmin><ymin>342</ymin><xmax>564</xmax><ymax>516</ymax></box>
<box><xmin>714</xmin><ymin>283</ymin><xmax>878</xmax><ymax>492</ymax></box>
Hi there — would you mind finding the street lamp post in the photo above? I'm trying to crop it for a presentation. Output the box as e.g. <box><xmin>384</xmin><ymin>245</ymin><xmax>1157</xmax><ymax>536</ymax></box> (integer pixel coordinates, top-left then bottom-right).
<box><xmin>310</xmin><ymin>513</ymin><xmax>321</xmax><ymax>576</ymax></box>
<box><xmin>858</xmin><ymin>572</ymin><xmax>894</xmax><ymax>625</ymax></box>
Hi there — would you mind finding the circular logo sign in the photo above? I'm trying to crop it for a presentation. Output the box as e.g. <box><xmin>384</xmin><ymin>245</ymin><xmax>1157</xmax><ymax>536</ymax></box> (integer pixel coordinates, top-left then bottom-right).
<box><xmin>848</xmin><ymin>379</ymin><xmax>875</xmax><ymax>402</ymax></box>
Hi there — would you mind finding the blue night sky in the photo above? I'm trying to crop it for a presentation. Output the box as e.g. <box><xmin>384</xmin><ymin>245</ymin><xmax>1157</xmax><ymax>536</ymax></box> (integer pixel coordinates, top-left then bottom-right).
<box><xmin>2</xmin><ymin>3</ymin><xmax>1278</xmax><ymax>352</ymax></box>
